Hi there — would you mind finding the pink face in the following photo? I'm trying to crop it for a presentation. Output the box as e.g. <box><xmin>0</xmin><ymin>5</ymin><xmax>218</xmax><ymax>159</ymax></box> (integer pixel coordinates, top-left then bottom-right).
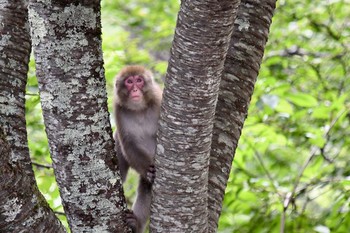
<box><xmin>124</xmin><ymin>75</ymin><xmax>145</xmax><ymax>100</ymax></box>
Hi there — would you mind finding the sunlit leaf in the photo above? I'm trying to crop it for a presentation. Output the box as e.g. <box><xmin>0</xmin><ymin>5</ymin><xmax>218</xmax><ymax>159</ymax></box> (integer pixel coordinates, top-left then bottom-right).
<box><xmin>275</xmin><ymin>98</ymin><xmax>294</xmax><ymax>114</ymax></box>
<box><xmin>286</xmin><ymin>92</ymin><xmax>318</xmax><ymax>107</ymax></box>
<box><xmin>311</xmin><ymin>105</ymin><xmax>331</xmax><ymax>119</ymax></box>
<box><xmin>314</xmin><ymin>225</ymin><xmax>330</xmax><ymax>233</ymax></box>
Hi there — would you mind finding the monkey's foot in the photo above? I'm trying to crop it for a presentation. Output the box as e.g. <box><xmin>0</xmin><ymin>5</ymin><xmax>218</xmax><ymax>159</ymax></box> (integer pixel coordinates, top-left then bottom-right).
<box><xmin>147</xmin><ymin>165</ymin><xmax>156</xmax><ymax>184</ymax></box>
<box><xmin>125</xmin><ymin>210</ymin><xmax>137</xmax><ymax>232</ymax></box>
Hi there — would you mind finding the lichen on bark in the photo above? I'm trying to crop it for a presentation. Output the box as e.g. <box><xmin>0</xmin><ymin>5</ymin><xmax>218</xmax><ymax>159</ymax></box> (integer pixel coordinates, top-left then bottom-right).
<box><xmin>28</xmin><ymin>1</ymin><xmax>129</xmax><ymax>231</ymax></box>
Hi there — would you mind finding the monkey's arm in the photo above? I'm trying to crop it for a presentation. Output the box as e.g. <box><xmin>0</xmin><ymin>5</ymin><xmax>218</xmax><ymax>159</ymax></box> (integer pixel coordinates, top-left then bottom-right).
<box><xmin>114</xmin><ymin>134</ymin><xmax>130</xmax><ymax>183</ymax></box>
<box><xmin>122</xmin><ymin>138</ymin><xmax>155</xmax><ymax>183</ymax></box>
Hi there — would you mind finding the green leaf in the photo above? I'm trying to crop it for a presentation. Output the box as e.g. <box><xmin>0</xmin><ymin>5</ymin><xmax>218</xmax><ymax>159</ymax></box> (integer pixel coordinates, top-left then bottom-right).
<box><xmin>275</xmin><ymin>98</ymin><xmax>294</xmax><ymax>114</ymax></box>
<box><xmin>286</xmin><ymin>92</ymin><xmax>318</xmax><ymax>107</ymax></box>
<box><xmin>311</xmin><ymin>105</ymin><xmax>331</xmax><ymax>119</ymax></box>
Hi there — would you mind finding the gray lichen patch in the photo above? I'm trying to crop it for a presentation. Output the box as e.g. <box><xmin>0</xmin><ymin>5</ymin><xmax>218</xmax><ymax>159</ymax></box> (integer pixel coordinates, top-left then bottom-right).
<box><xmin>3</xmin><ymin>197</ymin><xmax>22</xmax><ymax>222</ymax></box>
<box><xmin>28</xmin><ymin>9</ymin><xmax>48</xmax><ymax>46</ymax></box>
<box><xmin>50</xmin><ymin>4</ymin><xmax>97</xmax><ymax>30</ymax></box>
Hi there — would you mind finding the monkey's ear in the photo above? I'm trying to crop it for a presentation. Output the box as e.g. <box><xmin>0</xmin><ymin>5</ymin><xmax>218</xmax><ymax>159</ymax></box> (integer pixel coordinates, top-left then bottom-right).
<box><xmin>143</xmin><ymin>70</ymin><xmax>154</xmax><ymax>84</ymax></box>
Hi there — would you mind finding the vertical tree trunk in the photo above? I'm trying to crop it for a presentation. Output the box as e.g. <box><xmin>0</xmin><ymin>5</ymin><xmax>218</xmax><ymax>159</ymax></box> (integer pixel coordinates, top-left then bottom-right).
<box><xmin>0</xmin><ymin>127</ymin><xmax>66</xmax><ymax>232</ymax></box>
<box><xmin>150</xmin><ymin>0</ymin><xmax>239</xmax><ymax>232</ymax></box>
<box><xmin>28</xmin><ymin>1</ymin><xmax>129</xmax><ymax>232</ymax></box>
<box><xmin>0</xmin><ymin>0</ymin><xmax>34</xmax><ymax>178</ymax></box>
<box><xmin>0</xmin><ymin>1</ymin><xmax>65</xmax><ymax>231</ymax></box>
<box><xmin>208</xmin><ymin>0</ymin><xmax>277</xmax><ymax>231</ymax></box>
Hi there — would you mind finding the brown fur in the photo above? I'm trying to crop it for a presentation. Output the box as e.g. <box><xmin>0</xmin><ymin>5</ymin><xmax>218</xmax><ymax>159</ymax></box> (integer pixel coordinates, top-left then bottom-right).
<box><xmin>113</xmin><ymin>65</ymin><xmax>162</xmax><ymax>233</ymax></box>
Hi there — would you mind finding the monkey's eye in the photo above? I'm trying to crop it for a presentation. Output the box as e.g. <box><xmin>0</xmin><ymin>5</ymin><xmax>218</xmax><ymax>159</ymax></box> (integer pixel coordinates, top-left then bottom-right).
<box><xmin>136</xmin><ymin>78</ymin><xmax>143</xmax><ymax>83</ymax></box>
<box><xmin>126</xmin><ymin>79</ymin><xmax>133</xmax><ymax>84</ymax></box>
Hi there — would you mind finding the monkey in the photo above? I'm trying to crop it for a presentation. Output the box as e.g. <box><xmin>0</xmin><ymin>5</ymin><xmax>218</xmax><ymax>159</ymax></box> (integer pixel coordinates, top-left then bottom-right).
<box><xmin>113</xmin><ymin>65</ymin><xmax>162</xmax><ymax>233</ymax></box>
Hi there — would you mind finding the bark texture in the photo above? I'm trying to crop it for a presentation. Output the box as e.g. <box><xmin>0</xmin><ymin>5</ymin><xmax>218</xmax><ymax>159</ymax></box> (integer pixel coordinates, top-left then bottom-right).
<box><xmin>208</xmin><ymin>0</ymin><xmax>277</xmax><ymax>231</ymax></box>
<box><xmin>0</xmin><ymin>127</ymin><xmax>66</xmax><ymax>232</ymax></box>
<box><xmin>150</xmin><ymin>1</ymin><xmax>238</xmax><ymax>232</ymax></box>
<box><xmin>0</xmin><ymin>0</ymin><xmax>34</xmax><ymax>178</ymax></box>
<box><xmin>0</xmin><ymin>1</ymin><xmax>66</xmax><ymax>231</ymax></box>
<box><xmin>28</xmin><ymin>1</ymin><xmax>129</xmax><ymax>232</ymax></box>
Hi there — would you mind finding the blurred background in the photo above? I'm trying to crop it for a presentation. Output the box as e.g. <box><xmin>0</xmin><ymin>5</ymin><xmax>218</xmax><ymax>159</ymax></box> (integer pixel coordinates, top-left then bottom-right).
<box><xmin>26</xmin><ymin>0</ymin><xmax>350</xmax><ymax>232</ymax></box>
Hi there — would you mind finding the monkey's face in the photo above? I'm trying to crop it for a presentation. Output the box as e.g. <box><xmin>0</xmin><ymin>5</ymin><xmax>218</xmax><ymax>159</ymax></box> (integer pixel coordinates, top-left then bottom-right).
<box><xmin>124</xmin><ymin>75</ymin><xmax>145</xmax><ymax>101</ymax></box>
<box><xmin>114</xmin><ymin>65</ymin><xmax>156</xmax><ymax>112</ymax></box>
<box><xmin>123</xmin><ymin>75</ymin><xmax>147</xmax><ymax>111</ymax></box>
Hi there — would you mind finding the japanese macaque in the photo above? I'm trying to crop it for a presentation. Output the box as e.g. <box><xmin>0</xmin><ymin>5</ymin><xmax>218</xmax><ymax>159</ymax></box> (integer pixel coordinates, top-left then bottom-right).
<box><xmin>113</xmin><ymin>65</ymin><xmax>162</xmax><ymax>233</ymax></box>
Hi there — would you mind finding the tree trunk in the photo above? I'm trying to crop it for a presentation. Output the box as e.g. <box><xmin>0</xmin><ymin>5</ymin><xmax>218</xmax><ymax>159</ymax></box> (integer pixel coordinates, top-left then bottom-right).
<box><xmin>208</xmin><ymin>0</ymin><xmax>277</xmax><ymax>231</ymax></box>
<box><xmin>150</xmin><ymin>0</ymin><xmax>238</xmax><ymax>232</ymax></box>
<box><xmin>0</xmin><ymin>127</ymin><xmax>66</xmax><ymax>232</ymax></box>
<box><xmin>0</xmin><ymin>0</ymin><xmax>34</xmax><ymax>179</ymax></box>
<box><xmin>0</xmin><ymin>1</ymin><xmax>64</xmax><ymax>231</ymax></box>
<box><xmin>28</xmin><ymin>1</ymin><xmax>129</xmax><ymax>232</ymax></box>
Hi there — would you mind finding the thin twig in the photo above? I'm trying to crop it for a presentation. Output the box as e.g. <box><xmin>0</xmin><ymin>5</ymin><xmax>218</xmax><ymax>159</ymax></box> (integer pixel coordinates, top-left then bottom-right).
<box><xmin>248</xmin><ymin>141</ymin><xmax>283</xmax><ymax>200</ymax></box>
<box><xmin>26</xmin><ymin>92</ymin><xmax>39</xmax><ymax>96</ymax></box>
<box><xmin>281</xmin><ymin>109</ymin><xmax>347</xmax><ymax>232</ymax></box>
<box><xmin>32</xmin><ymin>162</ymin><xmax>52</xmax><ymax>169</ymax></box>
<box><xmin>54</xmin><ymin>211</ymin><xmax>66</xmax><ymax>216</ymax></box>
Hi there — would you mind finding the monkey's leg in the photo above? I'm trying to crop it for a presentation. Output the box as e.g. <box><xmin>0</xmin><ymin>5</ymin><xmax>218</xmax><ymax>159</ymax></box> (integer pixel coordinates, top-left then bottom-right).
<box><xmin>130</xmin><ymin>178</ymin><xmax>152</xmax><ymax>233</ymax></box>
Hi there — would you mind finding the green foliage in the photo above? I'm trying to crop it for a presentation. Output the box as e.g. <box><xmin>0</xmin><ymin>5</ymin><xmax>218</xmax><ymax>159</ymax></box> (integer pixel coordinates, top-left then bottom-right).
<box><xmin>219</xmin><ymin>0</ymin><xmax>350</xmax><ymax>232</ymax></box>
<box><xmin>101</xmin><ymin>0</ymin><xmax>178</xmax><ymax>116</ymax></box>
<box><xmin>26</xmin><ymin>0</ymin><xmax>349</xmax><ymax>232</ymax></box>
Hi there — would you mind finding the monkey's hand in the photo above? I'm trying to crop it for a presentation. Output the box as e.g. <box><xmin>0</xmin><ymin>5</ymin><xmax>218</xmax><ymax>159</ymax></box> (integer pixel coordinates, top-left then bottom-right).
<box><xmin>146</xmin><ymin>164</ymin><xmax>155</xmax><ymax>184</ymax></box>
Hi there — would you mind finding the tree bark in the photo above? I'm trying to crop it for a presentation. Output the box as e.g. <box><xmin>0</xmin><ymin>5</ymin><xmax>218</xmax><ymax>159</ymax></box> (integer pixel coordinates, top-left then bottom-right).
<box><xmin>0</xmin><ymin>0</ymin><xmax>34</xmax><ymax>179</ymax></box>
<box><xmin>0</xmin><ymin>127</ymin><xmax>66</xmax><ymax>232</ymax></box>
<box><xmin>0</xmin><ymin>1</ymin><xmax>65</xmax><ymax>231</ymax></box>
<box><xmin>28</xmin><ymin>1</ymin><xmax>129</xmax><ymax>232</ymax></box>
<box><xmin>150</xmin><ymin>0</ymin><xmax>238</xmax><ymax>232</ymax></box>
<box><xmin>208</xmin><ymin>0</ymin><xmax>277</xmax><ymax>231</ymax></box>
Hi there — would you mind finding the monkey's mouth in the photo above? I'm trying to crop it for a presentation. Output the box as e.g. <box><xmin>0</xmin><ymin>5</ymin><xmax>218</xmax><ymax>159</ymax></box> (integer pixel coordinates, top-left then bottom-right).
<box><xmin>131</xmin><ymin>95</ymin><xmax>142</xmax><ymax>101</ymax></box>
